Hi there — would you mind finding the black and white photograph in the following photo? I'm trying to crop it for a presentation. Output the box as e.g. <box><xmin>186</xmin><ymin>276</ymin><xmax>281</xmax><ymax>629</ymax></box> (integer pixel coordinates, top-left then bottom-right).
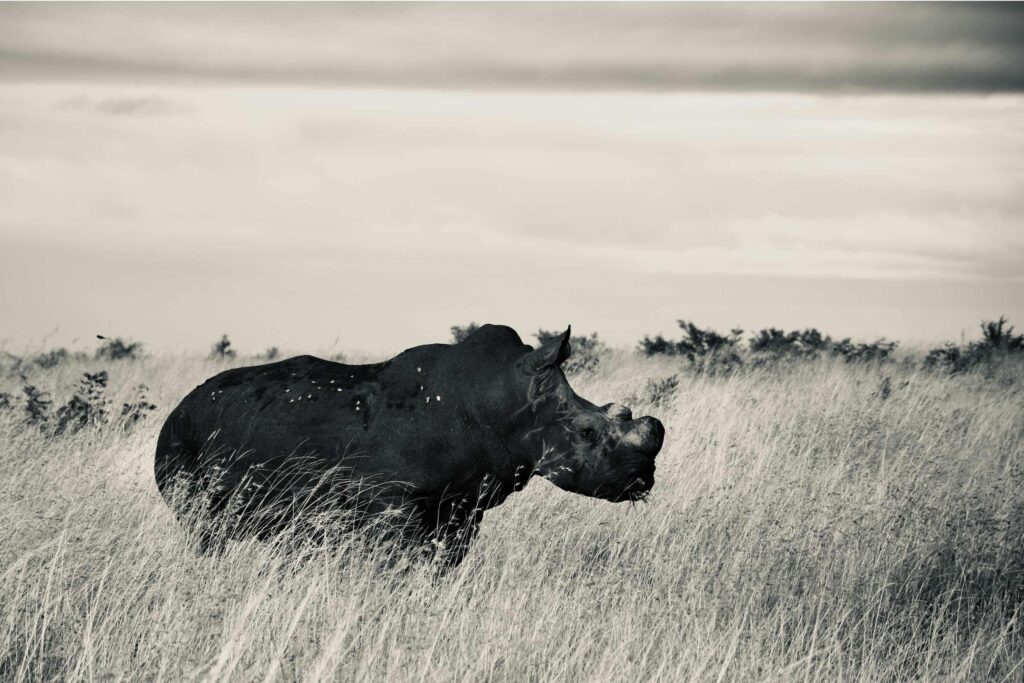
<box><xmin>2</xmin><ymin>2</ymin><xmax>1023</xmax><ymax>680</ymax></box>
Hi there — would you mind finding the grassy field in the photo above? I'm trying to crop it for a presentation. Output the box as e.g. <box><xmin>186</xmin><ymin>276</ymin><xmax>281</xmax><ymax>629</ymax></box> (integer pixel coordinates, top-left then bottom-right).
<box><xmin>1</xmin><ymin>350</ymin><xmax>1023</xmax><ymax>681</ymax></box>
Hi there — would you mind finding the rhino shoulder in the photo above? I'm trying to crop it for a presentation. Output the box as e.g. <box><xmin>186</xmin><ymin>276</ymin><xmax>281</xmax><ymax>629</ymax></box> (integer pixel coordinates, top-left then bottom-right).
<box><xmin>461</xmin><ymin>324</ymin><xmax>526</xmax><ymax>348</ymax></box>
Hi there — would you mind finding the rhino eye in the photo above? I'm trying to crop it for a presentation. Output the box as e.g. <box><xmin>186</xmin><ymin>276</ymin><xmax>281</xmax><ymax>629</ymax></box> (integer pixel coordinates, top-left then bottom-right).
<box><xmin>579</xmin><ymin>427</ymin><xmax>598</xmax><ymax>443</ymax></box>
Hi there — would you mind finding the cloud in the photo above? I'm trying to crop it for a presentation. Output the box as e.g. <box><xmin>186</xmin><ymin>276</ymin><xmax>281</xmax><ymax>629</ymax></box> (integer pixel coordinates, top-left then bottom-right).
<box><xmin>1</xmin><ymin>83</ymin><xmax>1022</xmax><ymax>351</ymax></box>
<box><xmin>55</xmin><ymin>94</ymin><xmax>187</xmax><ymax>116</ymax></box>
<box><xmin>3</xmin><ymin>84</ymin><xmax>1021</xmax><ymax>285</ymax></box>
<box><xmin>2</xmin><ymin>4</ymin><xmax>1023</xmax><ymax>93</ymax></box>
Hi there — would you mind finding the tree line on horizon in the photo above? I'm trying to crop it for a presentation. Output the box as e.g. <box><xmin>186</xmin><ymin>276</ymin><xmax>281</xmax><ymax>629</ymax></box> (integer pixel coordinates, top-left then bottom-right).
<box><xmin>2</xmin><ymin>316</ymin><xmax>1022</xmax><ymax>376</ymax></box>
<box><xmin>451</xmin><ymin>316</ymin><xmax>1024</xmax><ymax>375</ymax></box>
<box><xmin>0</xmin><ymin>316</ymin><xmax>1021</xmax><ymax>441</ymax></box>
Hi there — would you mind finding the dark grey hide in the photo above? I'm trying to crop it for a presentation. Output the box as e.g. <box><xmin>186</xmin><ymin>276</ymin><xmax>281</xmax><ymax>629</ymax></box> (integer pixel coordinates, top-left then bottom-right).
<box><xmin>154</xmin><ymin>324</ymin><xmax>665</xmax><ymax>567</ymax></box>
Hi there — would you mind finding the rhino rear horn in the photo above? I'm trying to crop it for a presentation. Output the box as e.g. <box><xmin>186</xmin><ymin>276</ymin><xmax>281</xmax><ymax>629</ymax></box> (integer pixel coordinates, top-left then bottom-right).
<box><xmin>527</xmin><ymin>325</ymin><xmax>572</xmax><ymax>372</ymax></box>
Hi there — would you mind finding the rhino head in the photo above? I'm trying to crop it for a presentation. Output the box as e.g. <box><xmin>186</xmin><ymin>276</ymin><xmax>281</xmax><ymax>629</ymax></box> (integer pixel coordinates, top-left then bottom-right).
<box><xmin>506</xmin><ymin>327</ymin><xmax>665</xmax><ymax>502</ymax></box>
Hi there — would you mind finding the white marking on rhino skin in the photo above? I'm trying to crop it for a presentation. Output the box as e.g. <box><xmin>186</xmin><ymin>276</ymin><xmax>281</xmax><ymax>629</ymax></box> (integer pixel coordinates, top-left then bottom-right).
<box><xmin>436</xmin><ymin>395</ymin><xmax>441</xmax><ymax>401</ymax></box>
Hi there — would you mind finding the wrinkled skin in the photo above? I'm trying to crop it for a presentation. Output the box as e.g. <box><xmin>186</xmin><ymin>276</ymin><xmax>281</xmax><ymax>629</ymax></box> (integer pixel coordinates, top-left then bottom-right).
<box><xmin>155</xmin><ymin>324</ymin><xmax>665</xmax><ymax>567</ymax></box>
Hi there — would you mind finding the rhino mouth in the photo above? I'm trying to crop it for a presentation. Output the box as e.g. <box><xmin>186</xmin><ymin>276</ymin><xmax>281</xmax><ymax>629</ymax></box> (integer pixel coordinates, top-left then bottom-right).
<box><xmin>604</xmin><ymin>466</ymin><xmax>656</xmax><ymax>503</ymax></box>
<box><xmin>622</xmin><ymin>475</ymin><xmax>654</xmax><ymax>502</ymax></box>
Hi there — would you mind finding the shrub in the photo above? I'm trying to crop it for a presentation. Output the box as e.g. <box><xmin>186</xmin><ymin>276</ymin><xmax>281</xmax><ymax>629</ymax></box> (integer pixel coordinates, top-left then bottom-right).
<box><xmin>831</xmin><ymin>338</ymin><xmax>898</xmax><ymax>363</ymax></box>
<box><xmin>450</xmin><ymin>323</ymin><xmax>481</xmax><ymax>344</ymax></box>
<box><xmin>0</xmin><ymin>351</ymin><xmax>25</xmax><ymax>378</ymax></box>
<box><xmin>0</xmin><ymin>391</ymin><xmax>13</xmax><ymax>411</ymax></box>
<box><xmin>536</xmin><ymin>329</ymin><xmax>606</xmax><ymax>374</ymax></box>
<box><xmin>210</xmin><ymin>335</ymin><xmax>237</xmax><ymax>360</ymax></box>
<box><xmin>925</xmin><ymin>343</ymin><xmax>964</xmax><ymax>372</ymax></box>
<box><xmin>22</xmin><ymin>384</ymin><xmax>52</xmax><ymax>426</ymax></box>
<box><xmin>639</xmin><ymin>320</ymin><xmax>744</xmax><ymax>374</ymax></box>
<box><xmin>678</xmin><ymin>321</ymin><xmax>744</xmax><ymax>361</ymax></box>
<box><xmin>748</xmin><ymin>327</ymin><xmax>800</xmax><ymax>355</ymax></box>
<box><xmin>980</xmin><ymin>316</ymin><xmax>1024</xmax><ymax>351</ymax></box>
<box><xmin>54</xmin><ymin>371</ymin><xmax>110</xmax><ymax>435</ymax></box>
<box><xmin>32</xmin><ymin>348</ymin><xmax>69</xmax><ymax>369</ymax></box>
<box><xmin>121</xmin><ymin>384</ymin><xmax>157</xmax><ymax>431</ymax></box>
<box><xmin>645</xmin><ymin>374</ymin><xmax>680</xmax><ymax>408</ymax></box>
<box><xmin>639</xmin><ymin>320</ymin><xmax>742</xmax><ymax>359</ymax></box>
<box><xmin>749</xmin><ymin>328</ymin><xmax>830</xmax><ymax>357</ymax></box>
<box><xmin>96</xmin><ymin>335</ymin><xmax>144</xmax><ymax>361</ymax></box>
<box><xmin>260</xmin><ymin>347</ymin><xmax>280</xmax><ymax>361</ymax></box>
<box><xmin>926</xmin><ymin>316</ymin><xmax>1024</xmax><ymax>373</ymax></box>
<box><xmin>749</xmin><ymin>327</ymin><xmax>896</xmax><ymax>363</ymax></box>
<box><xmin>638</xmin><ymin>334</ymin><xmax>678</xmax><ymax>357</ymax></box>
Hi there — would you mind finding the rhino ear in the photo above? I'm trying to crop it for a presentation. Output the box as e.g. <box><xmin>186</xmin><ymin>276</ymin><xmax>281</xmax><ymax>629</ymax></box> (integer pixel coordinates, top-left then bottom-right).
<box><xmin>526</xmin><ymin>325</ymin><xmax>572</xmax><ymax>372</ymax></box>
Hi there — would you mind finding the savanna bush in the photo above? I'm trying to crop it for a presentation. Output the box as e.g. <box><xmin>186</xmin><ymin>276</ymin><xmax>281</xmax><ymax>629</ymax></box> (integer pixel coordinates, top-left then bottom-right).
<box><xmin>210</xmin><ymin>334</ymin><xmax>237</xmax><ymax>360</ymax></box>
<box><xmin>749</xmin><ymin>328</ymin><xmax>898</xmax><ymax>364</ymax></box>
<box><xmin>639</xmin><ymin>320</ymin><xmax>743</xmax><ymax>360</ymax></box>
<box><xmin>120</xmin><ymin>384</ymin><xmax>158</xmax><ymax>430</ymax></box>
<box><xmin>830</xmin><ymin>337</ymin><xmax>899</xmax><ymax>362</ymax></box>
<box><xmin>95</xmin><ymin>335</ymin><xmax>144</xmax><ymax>361</ymax></box>
<box><xmin>622</xmin><ymin>373</ymin><xmax>679</xmax><ymax>409</ymax></box>
<box><xmin>54</xmin><ymin>371</ymin><xmax>110</xmax><ymax>435</ymax></box>
<box><xmin>3</xmin><ymin>368</ymin><xmax>158</xmax><ymax>437</ymax></box>
<box><xmin>26</xmin><ymin>348</ymin><xmax>88</xmax><ymax>369</ymax></box>
<box><xmin>640</xmin><ymin>320</ymin><xmax>900</xmax><ymax>372</ymax></box>
<box><xmin>749</xmin><ymin>327</ymin><xmax>827</xmax><ymax>357</ymax></box>
<box><xmin>31</xmin><ymin>348</ymin><xmax>69</xmax><ymax>369</ymax></box>
<box><xmin>450</xmin><ymin>322</ymin><xmax>482</xmax><ymax>344</ymax></box>
<box><xmin>926</xmin><ymin>316</ymin><xmax>1024</xmax><ymax>374</ymax></box>
<box><xmin>21</xmin><ymin>384</ymin><xmax>51</xmax><ymax>426</ymax></box>
<box><xmin>639</xmin><ymin>320</ymin><xmax>744</xmax><ymax>374</ymax></box>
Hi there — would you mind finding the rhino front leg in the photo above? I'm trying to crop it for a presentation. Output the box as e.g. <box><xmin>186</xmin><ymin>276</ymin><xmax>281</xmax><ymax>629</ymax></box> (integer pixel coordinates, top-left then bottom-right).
<box><xmin>419</xmin><ymin>496</ymin><xmax>485</xmax><ymax>570</ymax></box>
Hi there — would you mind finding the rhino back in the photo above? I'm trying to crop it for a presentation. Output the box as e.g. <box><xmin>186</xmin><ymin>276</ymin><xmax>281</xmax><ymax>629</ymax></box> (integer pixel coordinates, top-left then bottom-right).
<box><xmin>158</xmin><ymin>345</ymin><xmax>508</xmax><ymax>500</ymax></box>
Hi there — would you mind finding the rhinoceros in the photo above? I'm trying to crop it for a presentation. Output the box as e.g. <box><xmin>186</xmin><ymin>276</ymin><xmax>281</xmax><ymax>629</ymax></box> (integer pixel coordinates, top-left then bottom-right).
<box><xmin>155</xmin><ymin>324</ymin><xmax>665</xmax><ymax>566</ymax></box>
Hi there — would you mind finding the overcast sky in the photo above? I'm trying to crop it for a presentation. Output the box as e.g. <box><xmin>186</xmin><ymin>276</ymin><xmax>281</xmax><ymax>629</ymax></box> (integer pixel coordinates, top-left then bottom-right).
<box><xmin>2</xmin><ymin>3</ymin><xmax>1022</xmax><ymax>355</ymax></box>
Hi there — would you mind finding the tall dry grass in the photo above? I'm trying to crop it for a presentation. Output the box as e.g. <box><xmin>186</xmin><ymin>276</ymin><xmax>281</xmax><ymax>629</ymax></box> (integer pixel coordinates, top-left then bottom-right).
<box><xmin>1</xmin><ymin>353</ymin><xmax>1022</xmax><ymax>681</ymax></box>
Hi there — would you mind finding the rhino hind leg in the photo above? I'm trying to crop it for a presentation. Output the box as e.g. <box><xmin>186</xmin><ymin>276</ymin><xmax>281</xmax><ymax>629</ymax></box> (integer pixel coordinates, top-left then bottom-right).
<box><xmin>153</xmin><ymin>468</ymin><xmax>235</xmax><ymax>555</ymax></box>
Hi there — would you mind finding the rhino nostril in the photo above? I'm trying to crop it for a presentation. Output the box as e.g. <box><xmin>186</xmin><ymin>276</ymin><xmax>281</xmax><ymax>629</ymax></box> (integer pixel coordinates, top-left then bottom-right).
<box><xmin>646</xmin><ymin>417</ymin><xmax>665</xmax><ymax>453</ymax></box>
